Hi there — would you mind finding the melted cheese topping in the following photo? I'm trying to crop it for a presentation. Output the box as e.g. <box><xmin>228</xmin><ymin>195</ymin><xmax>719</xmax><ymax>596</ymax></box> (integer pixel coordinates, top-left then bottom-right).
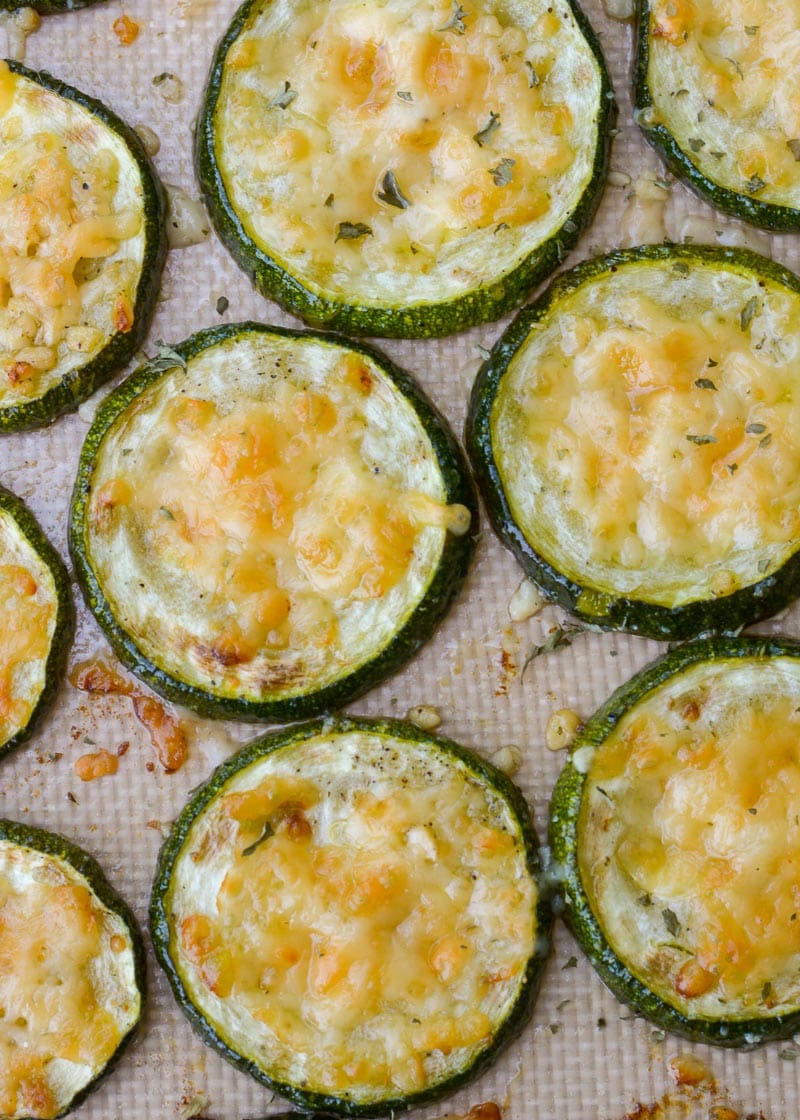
<box><xmin>86</xmin><ymin>330</ymin><xmax>469</xmax><ymax>701</ymax></box>
<box><xmin>491</xmin><ymin>256</ymin><xmax>800</xmax><ymax>608</ymax></box>
<box><xmin>0</xmin><ymin>62</ymin><xmax>146</xmax><ymax>410</ymax></box>
<box><xmin>647</xmin><ymin>0</ymin><xmax>800</xmax><ymax>209</ymax></box>
<box><xmin>579</xmin><ymin>656</ymin><xmax>800</xmax><ymax>1022</ymax></box>
<box><xmin>167</xmin><ymin>729</ymin><xmax>536</xmax><ymax>1104</ymax></box>
<box><xmin>0</xmin><ymin>839</ymin><xmax>140</xmax><ymax>1119</ymax></box>
<box><xmin>0</xmin><ymin>507</ymin><xmax>57</xmax><ymax>749</ymax></box>
<box><xmin>214</xmin><ymin>0</ymin><xmax>602</xmax><ymax>305</ymax></box>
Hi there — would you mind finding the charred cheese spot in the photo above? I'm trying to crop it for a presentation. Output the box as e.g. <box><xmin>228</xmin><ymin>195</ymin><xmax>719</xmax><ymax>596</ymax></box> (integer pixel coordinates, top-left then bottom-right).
<box><xmin>0</xmin><ymin>62</ymin><xmax>146</xmax><ymax>412</ymax></box>
<box><xmin>213</xmin><ymin>0</ymin><xmax>602</xmax><ymax>306</ymax></box>
<box><xmin>84</xmin><ymin>329</ymin><xmax>470</xmax><ymax>704</ymax></box>
<box><xmin>491</xmin><ymin>255</ymin><xmax>800</xmax><ymax>608</ymax></box>
<box><xmin>164</xmin><ymin>728</ymin><xmax>537</xmax><ymax>1105</ymax></box>
<box><xmin>0</xmin><ymin>838</ymin><xmax>140</xmax><ymax>1119</ymax></box>
<box><xmin>579</xmin><ymin>656</ymin><xmax>800</xmax><ymax>1020</ymax></box>
<box><xmin>0</xmin><ymin>509</ymin><xmax>57</xmax><ymax>751</ymax></box>
<box><xmin>646</xmin><ymin>0</ymin><xmax>800</xmax><ymax>209</ymax></box>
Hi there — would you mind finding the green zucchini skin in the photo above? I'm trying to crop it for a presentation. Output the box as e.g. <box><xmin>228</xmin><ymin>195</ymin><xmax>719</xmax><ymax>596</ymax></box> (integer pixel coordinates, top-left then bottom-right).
<box><xmin>0</xmin><ymin>817</ymin><xmax>146</xmax><ymax>1117</ymax></box>
<box><xmin>69</xmin><ymin>322</ymin><xmax>478</xmax><ymax>722</ymax></box>
<box><xmin>195</xmin><ymin>0</ymin><xmax>615</xmax><ymax>340</ymax></box>
<box><xmin>0</xmin><ymin>1</ymin><xmax>104</xmax><ymax>10</ymax></box>
<box><xmin>0</xmin><ymin>62</ymin><xmax>167</xmax><ymax>432</ymax></box>
<box><xmin>151</xmin><ymin>715</ymin><xmax>552</xmax><ymax>1116</ymax></box>
<box><xmin>633</xmin><ymin>0</ymin><xmax>800</xmax><ymax>231</ymax></box>
<box><xmin>549</xmin><ymin>635</ymin><xmax>800</xmax><ymax>1047</ymax></box>
<box><xmin>466</xmin><ymin>243</ymin><xmax>800</xmax><ymax>641</ymax></box>
<box><xmin>0</xmin><ymin>483</ymin><xmax>73</xmax><ymax>762</ymax></box>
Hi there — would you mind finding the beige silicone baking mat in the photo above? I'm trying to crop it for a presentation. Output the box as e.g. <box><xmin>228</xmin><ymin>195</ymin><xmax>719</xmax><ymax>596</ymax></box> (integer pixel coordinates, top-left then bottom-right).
<box><xmin>3</xmin><ymin>0</ymin><xmax>800</xmax><ymax>1117</ymax></box>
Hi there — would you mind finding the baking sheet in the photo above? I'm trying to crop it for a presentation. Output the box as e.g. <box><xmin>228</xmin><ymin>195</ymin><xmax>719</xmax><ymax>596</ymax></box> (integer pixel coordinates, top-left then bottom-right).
<box><xmin>2</xmin><ymin>0</ymin><xmax>800</xmax><ymax>1116</ymax></box>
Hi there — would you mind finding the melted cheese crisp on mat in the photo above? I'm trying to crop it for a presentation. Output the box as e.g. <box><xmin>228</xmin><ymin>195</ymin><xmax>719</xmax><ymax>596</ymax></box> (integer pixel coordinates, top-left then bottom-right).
<box><xmin>163</xmin><ymin>727</ymin><xmax>537</xmax><ymax>1105</ymax></box>
<box><xmin>579</xmin><ymin>655</ymin><xmax>800</xmax><ymax>1021</ymax></box>
<box><xmin>491</xmin><ymin>254</ymin><xmax>800</xmax><ymax>607</ymax></box>
<box><xmin>83</xmin><ymin>328</ymin><xmax>470</xmax><ymax>707</ymax></box>
<box><xmin>0</xmin><ymin>62</ymin><xmax>145</xmax><ymax>412</ymax></box>
<box><xmin>645</xmin><ymin>0</ymin><xmax>800</xmax><ymax>210</ymax></box>
<box><xmin>0</xmin><ymin>838</ymin><xmax>140</xmax><ymax>1119</ymax></box>
<box><xmin>0</xmin><ymin>507</ymin><xmax>57</xmax><ymax>752</ymax></box>
<box><xmin>213</xmin><ymin>0</ymin><xmax>603</xmax><ymax>306</ymax></box>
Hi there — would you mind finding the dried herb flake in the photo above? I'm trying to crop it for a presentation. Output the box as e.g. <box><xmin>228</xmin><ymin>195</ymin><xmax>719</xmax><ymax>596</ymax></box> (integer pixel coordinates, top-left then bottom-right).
<box><xmin>686</xmin><ymin>433</ymin><xmax>717</xmax><ymax>445</ymax></box>
<box><xmin>149</xmin><ymin>340</ymin><xmax>187</xmax><ymax>375</ymax></box>
<box><xmin>662</xmin><ymin>908</ymin><xmax>681</xmax><ymax>937</ymax></box>
<box><xmin>438</xmin><ymin>1</ymin><xmax>469</xmax><ymax>34</ymax></box>
<box><xmin>335</xmin><ymin>221</ymin><xmax>373</xmax><ymax>242</ymax></box>
<box><xmin>377</xmin><ymin>170</ymin><xmax>411</xmax><ymax>209</ymax></box>
<box><xmin>242</xmin><ymin>821</ymin><xmax>275</xmax><ymax>857</ymax></box>
<box><xmin>740</xmin><ymin>296</ymin><xmax>758</xmax><ymax>330</ymax></box>
<box><xmin>396</xmin><ymin>90</ymin><xmax>414</xmax><ymax>102</ymax></box>
<box><xmin>269</xmin><ymin>80</ymin><xmax>298</xmax><ymax>109</ymax></box>
<box><xmin>525</xmin><ymin>60</ymin><xmax>540</xmax><ymax>87</ymax></box>
<box><xmin>694</xmin><ymin>377</ymin><xmax>717</xmax><ymax>391</ymax></box>
<box><xmin>489</xmin><ymin>158</ymin><xmax>516</xmax><ymax>186</ymax></box>
<box><xmin>745</xmin><ymin>174</ymin><xmax>766</xmax><ymax>193</ymax></box>
<box><xmin>522</xmin><ymin>623</ymin><xmax>585</xmax><ymax>677</ymax></box>
<box><xmin>473</xmin><ymin>111</ymin><xmax>501</xmax><ymax>147</ymax></box>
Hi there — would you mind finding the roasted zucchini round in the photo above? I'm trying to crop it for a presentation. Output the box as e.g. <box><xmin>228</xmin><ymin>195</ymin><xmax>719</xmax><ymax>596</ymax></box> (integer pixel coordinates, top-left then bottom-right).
<box><xmin>550</xmin><ymin>636</ymin><xmax>800</xmax><ymax>1046</ymax></box>
<box><xmin>467</xmin><ymin>244</ymin><xmax>800</xmax><ymax>640</ymax></box>
<box><xmin>70</xmin><ymin>322</ymin><xmax>476</xmax><ymax>721</ymax></box>
<box><xmin>151</xmin><ymin>716</ymin><xmax>550</xmax><ymax>1115</ymax></box>
<box><xmin>0</xmin><ymin>483</ymin><xmax>72</xmax><ymax>761</ymax></box>
<box><xmin>0</xmin><ymin>819</ymin><xmax>145</xmax><ymax>1118</ymax></box>
<box><xmin>0</xmin><ymin>61</ymin><xmax>166</xmax><ymax>431</ymax></box>
<box><xmin>196</xmin><ymin>0</ymin><xmax>614</xmax><ymax>338</ymax></box>
<box><xmin>634</xmin><ymin>0</ymin><xmax>800</xmax><ymax>230</ymax></box>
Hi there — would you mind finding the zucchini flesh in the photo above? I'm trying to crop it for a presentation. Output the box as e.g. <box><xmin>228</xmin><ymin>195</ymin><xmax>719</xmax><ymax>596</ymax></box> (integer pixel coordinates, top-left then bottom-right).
<box><xmin>151</xmin><ymin>717</ymin><xmax>550</xmax><ymax>1115</ymax></box>
<box><xmin>70</xmin><ymin>323</ymin><xmax>476</xmax><ymax>721</ymax></box>
<box><xmin>0</xmin><ymin>62</ymin><xmax>165</xmax><ymax>431</ymax></box>
<box><xmin>197</xmin><ymin>0</ymin><xmax>613</xmax><ymax>337</ymax></box>
<box><xmin>550</xmin><ymin>637</ymin><xmax>800</xmax><ymax>1046</ymax></box>
<box><xmin>0</xmin><ymin>484</ymin><xmax>71</xmax><ymax>761</ymax></box>
<box><xmin>0</xmin><ymin>819</ymin><xmax>144</xmax><ymax>1118</ymax></box>
<box><xmin>635</xmin><ymin>0</ymin><xmax>800</xmax><ymax>229</ymax></box>
<box><xmin>467</xmin><ymin>244</ymin><xmax>800</xmax><ymax>639</ymax></box>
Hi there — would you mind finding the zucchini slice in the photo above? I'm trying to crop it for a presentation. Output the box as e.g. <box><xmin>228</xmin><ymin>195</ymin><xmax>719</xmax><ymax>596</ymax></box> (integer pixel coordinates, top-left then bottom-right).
<box><xmin>634</xmin><ymin>0</ymin><xmax>800</xmax><ymax>230</ymax></box>
<box><xmin>0</xmin><ymin>483</ymin><xmax>72</xmax><ymax>761</ymax></box>
<box><xmin>196</xmin><ymin>0</ymin><xmax>614</xmax><ymax>338</ymax></box>
<box><xmin>0</xmin><ymin>61</ymin><xmax>166</xmax><ymax>431</ymax></box>
<box><xmin>70</xmin><ymin>323</ymin><xmax>476</xmax><ymax>721</ymax></box>
<box><xmin>151</xmin><ymin>716</ymin><xmax>550</xmax><ymax>1115</ymax></box>
<box><xmin>467</xmin><ymin>244</ymin><xmax>800</xmax><ymax>640</ymax></box>
<box><xmin>550</xmin><ymin>636</ymin><xmax>800</xmax><ymax>1046</ymax></box>
<box><xmin>0</xmin><ymin>819</ymin><xmax>145</xmax><ymax>1118</ymax></box>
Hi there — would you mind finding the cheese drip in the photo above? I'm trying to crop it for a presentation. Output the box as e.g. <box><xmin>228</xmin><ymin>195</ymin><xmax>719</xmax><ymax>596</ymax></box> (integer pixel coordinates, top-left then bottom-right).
<box><xmin>492</xmin><ymin>262</ymin><xmax>800</xmax><ymax>605</ymax></box>
<box><xmin>580</xmin><ymin>658</ymin><xmax>800</xmax><ymax>1019</ymax></box>
<box><xmin>0</xmin><ymin>512</ymin><xmax>57</xmax><ymax>747</ymax></box>
<box><xmin>0</xmin><ymin>62</ymin><xmax>144</xmax><ymax>407</ymax></box>
<box><xmin>0</xmin><ymin>842</ymin><xmax>139</xmax><ymax>1119</ymax></box>
<box><xmin>215</xmin><ymin>0</ymin><xmax>600</xmax><ymax>303</ymax></box>
<box><xmin>171</xmin><ymin>732</ymin><xmax>536</xmax><ymax>1100</ymax></box>
<box><xmin>88</xmin><ymin>341</ymin><xmax>468</xmax><ymax>697</ymax></box>
<box><xmin>648</xmin><ymin>0</ymin><xmax>800</xmax><ymax>207</ymax></box>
